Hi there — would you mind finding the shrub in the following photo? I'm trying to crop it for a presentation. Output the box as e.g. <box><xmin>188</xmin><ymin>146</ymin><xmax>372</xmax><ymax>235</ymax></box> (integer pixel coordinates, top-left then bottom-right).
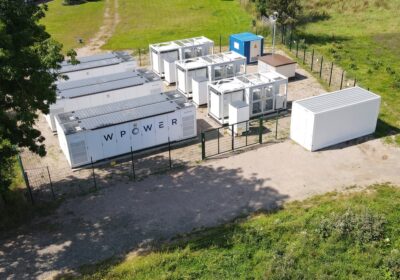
<box><xmin>386</xmin><ymin>250</ymin><xmax>400</xmax><ymax>279</ymax></box>
<box><xmin>316</xmin><ymin>209</ymin><xmax>386</xmax><ymax>244</ymax></box>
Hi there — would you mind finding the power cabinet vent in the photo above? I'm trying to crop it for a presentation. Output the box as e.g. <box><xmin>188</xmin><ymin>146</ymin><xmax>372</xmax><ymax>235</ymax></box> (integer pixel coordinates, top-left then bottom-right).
<box><xmin>70</xmin><ymin>141</ymin><xmax>88</xmax><ymax>165</ymax></box>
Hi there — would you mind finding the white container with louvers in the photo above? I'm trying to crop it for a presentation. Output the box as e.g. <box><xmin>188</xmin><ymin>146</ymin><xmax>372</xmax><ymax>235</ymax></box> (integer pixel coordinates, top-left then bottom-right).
<box><xmin>55</xmin><ymin>91</ymin><xmax>197</xmax><ymax>168</ymax></box>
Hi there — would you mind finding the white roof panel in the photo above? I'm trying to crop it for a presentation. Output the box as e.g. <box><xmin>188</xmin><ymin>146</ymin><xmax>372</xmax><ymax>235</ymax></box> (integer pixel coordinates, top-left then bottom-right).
<box><xmin>295</xmin><ymin>87</ymin><xmax>381</xmax><ymax>114</ymax></box>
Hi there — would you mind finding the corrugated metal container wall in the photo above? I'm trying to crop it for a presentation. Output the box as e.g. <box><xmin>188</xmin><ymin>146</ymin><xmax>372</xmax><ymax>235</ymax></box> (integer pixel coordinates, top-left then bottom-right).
<box><xmin>290</xmin><ymin>87</ymin><xmax>381</xmax><ymax>151</ymax></box>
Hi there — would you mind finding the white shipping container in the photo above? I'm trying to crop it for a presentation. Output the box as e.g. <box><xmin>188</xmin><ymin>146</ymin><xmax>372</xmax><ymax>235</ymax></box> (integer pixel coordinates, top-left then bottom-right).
<box><xmin>290</xmin><ymin>87</ymin><xmax>381</xmax><ymax>151</ymax></box>
<box><xmin>47</xmin><ymin>69</ymin><xmax>162</xmax><ymax>132</ymax></box>
<box><xmin>55</xmin><ymin>91</ymin><xmax>197</xmax><ymax>168</ymax></box>
<box><xmin>58</xmin><ymin>52</ymin><xmax>137</xmax><ymax>82</ymax></box>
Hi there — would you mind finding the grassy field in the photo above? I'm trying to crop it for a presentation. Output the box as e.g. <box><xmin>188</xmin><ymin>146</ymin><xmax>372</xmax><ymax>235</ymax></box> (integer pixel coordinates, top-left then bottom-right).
<box><xmin>103</xmin><ymin>0</ymin><xmax>254</xmax><ymax>50</ymax></box>
<box><xmin>68</xmin><ymin>184</ymin><xmax>400</xmax><ymax>279</ymax></box>
<box><xmin>297</xmin><ymin>0</ymin><xmax>400</xmax><ymax>144</ymax></box>
<box><xmin>40</xmin><ymin>0</ymin><xmax>106</xmax><ymax>51</ymax></box>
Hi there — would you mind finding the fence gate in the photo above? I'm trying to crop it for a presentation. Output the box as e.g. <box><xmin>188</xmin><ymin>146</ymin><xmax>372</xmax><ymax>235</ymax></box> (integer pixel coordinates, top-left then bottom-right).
<box><xmin>202</xmin><ymin>118</ymin><xmax>273</xmax><ymax>159</ymax></box>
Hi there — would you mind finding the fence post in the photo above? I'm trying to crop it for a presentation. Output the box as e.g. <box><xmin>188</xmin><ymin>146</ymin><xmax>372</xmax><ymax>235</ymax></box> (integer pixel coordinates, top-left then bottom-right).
<box><xmin>17</xmin><ymin>154</ymin><xmax>34</xmax><ymax>204</ymax></box>
<box><xmin>217</xmin><ymin>128</ymin><xmax>220</xmax><ymax>154</ymax></box>
<box><xmin>91</xmin><ymin>157</ymin><xmax>97</xmax><ymax>190</ymax></box>
<box><xmin>319</xmin><ymin>56</ymin><xmax>324</xmax><ymax>78</ymax></box>
<box><xmin>231</xmin><ymin>124</ymin><xmax>235</xmax><ymax>151</ymax></box>
<box><xmin>138</xmin><ymin>49</ymin><xmax>141</xmax><ymax>67</ymax></box>
<box><xmin>296</xmin><ymin>41</ymin><xmax>299</xmax><ymax>58</ymax></box>
<box><xmin>245</xmin><ymin>121</ymin><xmax>248</xmax><ymax>146</ymax></box>
<box><xmin>259</xmin><ymin>118</ymin><xmax>263</xmax><ymax>144</ymax></box>
<box><xmin>168</xmin><ymin>138</ymin><xmax>172</xmax><ymax>169</ymax></box>
<box><xmin>340</xmin><ymin>70</ymin><xmax>344</xmax><ymax>90</ymax></box>
<box><xmin>289</xmin><ymin>31</ymin><xmax>293</xmax><ymax>51</ymax></box>
<box><xmin>275</xmin><ymin>110</ymin><xmax>280</xmax><ymax>140</ymax></box>
<box><xmin>311</xmin><ymin>49</ymin><xmax>314</xmax><ymax>71</ymax></box>
<box><xmin>201</xmin><ymin>132</ymin><xmax>206</xmax><ymax>160</ymax></box>
<box><xmin>130</xmin><ymin>147</ymin><xmax>136</xmax><ymax>181</ymax></box>
<box><xmin>219</xmin><ymin>34</ymin><xmax>222</xmax><ymax>53</ymax></box>
<box><xmin>46</xmin><ymin>166</ymin><xmax>55</xmax><ymax>200</ymax></box>
<box><xmin>329</xmin><ymin>62</ymin><xmax>334</xmax><ymax>87</ymax></box>
<box><xmin>354</xmin><ymin>77</ymin><xmax>357</xmax><ymax>87</ymax></box>
<box><xmin>303</xmin><ymin>46</ymin><xmax>306</xmax><ymax>64</ymax></box>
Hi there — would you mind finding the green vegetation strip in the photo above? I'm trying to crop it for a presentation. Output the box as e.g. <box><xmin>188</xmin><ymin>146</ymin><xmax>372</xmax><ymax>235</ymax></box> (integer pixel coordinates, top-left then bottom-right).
<box><xmin>40</xmin><ymin>0</ymin><xmax>106</xmax><ymax>51</ymax></box>
<box><xmin>73</xmin><ymin>185</ymin><xmax>400</xmax><ymax>279</ymax></box>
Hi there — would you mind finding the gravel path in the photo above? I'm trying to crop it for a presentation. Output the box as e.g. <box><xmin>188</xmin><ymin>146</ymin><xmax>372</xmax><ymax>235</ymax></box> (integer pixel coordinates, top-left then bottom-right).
<box><xmin>1</xmin><ymin>137</ymin><xmax>399</xmax><ymax>279</ymax></box>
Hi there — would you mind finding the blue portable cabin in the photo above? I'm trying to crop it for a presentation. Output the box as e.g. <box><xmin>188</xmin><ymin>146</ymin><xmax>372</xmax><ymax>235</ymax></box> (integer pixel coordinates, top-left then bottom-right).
<box><xmin>229</xmin><ymin>32</ymin><xmax>264</xmax><ymax>64</ymax></box>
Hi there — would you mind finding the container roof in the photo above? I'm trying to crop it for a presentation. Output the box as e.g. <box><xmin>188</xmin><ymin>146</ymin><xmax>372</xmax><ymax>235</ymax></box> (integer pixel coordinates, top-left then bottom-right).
<box><xmin>57</xmin><ymin>91</ymin><xmax>191</xmax><ymax>134</ymax></box>
<box><xmin>150</xmin><ymin>36</ymin><xmax>214</xmax><ymax>52</ymax></box>
<box><xmin>59</xmin><ymin>51</ymin><xmax>134</xmax><ymax>74</ymax></box>
<box><xmin>176</xmin><ymin>51</ymin><xmax>246</xmax><ymax>70</ymax></box>
<box><xmin>230</xmin><ymin>32</ymin><xmax>263</xmax><ymax>42</ymax></box>
<box><xmin>209</xmin><ymin>71</ymin><xmax>287</xmax><ymax>93</ymax></box>
<box><xmin>295</xmin><ymin>87</ymin><xmax>381</xmax><ymax>114</ymax></box>
<box><xmin>259</xmin><ymin>53</ymin><xmax>296</xmax><ymax>67</ymax></box>
<box><xmin>56</xmin><ymin>69</ymin><xmax>160</xmax><ymax>99</ymax></box>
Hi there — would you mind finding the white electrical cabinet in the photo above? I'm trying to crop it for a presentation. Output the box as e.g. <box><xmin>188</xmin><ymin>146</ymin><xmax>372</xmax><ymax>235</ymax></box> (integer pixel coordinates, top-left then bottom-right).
<box><xmin>58</xmin><ymin>52</ymin><xmax>136</xmax><ymax>82</ymax></box>
<box><xmin>208</xmin><ymin>71</ymin><xmax>288</xmax><ymax>124</ymax></box>
<box><xmin>149</xmin><ymin>36</ymin><xmax>214</xmax><ymax>79</ymax></box>
<box><xmin>46</xmin><ymin>69</ymin><xmax>162</xmax><ymax>132</ymax></box>
<box><xmin>229</xmin><ymin>101</ymin><xmax>250</xmax><ymax>135</ymax></box>
<box><xmin>176</xmin><ymin>52</ymin><xmax>247</xmax><ymax>98</ymax></box>
<box><xmin>55</xmin><ymin>91</ymin><xmax>197</xmax><ymax>168</ymax></box>
<box><xmin>164</xmin><ymin>56</ymin><xmax>177</xmax><ymax>84</ymax></box>
<box><xmin>290</xmin><ymin>87</ymin><xmax>381</xmax><ymax>151</ymax></box>
<box><xmin>192</xmin><ymin>77</ymin><xmax>208</xmax><ymax>106</ymax></box>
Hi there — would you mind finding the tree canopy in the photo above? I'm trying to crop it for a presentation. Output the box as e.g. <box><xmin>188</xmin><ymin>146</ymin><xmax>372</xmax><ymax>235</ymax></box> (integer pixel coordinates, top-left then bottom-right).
<box><xmin>256</xmin><ymin>0</ymin><xmax>302</xmax><ymax>26</ymax></box>
<box><xmin>0</xmin><ymin>0</ymin><xmax>75</xmax><ymax>193</ymax></box>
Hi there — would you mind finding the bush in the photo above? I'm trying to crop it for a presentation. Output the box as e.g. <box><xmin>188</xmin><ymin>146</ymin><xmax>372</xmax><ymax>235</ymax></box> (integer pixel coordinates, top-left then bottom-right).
<box><xmin>316</xmin><ymin>209</ymin><xmax>386</xmax><ymax>244</ymax></box>
<box><xmin>386</xmin><ymin>250</ymin><xmax>400</xmax><ymax>279</ymax></box>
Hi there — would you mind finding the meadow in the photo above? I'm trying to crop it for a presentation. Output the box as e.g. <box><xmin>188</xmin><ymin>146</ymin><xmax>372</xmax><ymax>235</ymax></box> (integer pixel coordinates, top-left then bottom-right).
<box><xmin>297</xmin><ymin>0</ymin><xmax>400</xmax><ymax>144</ymax></box>
<box><xmin>40</xmin><ymin>0</ymin><xmax>106</xmax><ymax>51</ymax></box>
<box><xmin>104</xmin><ymin>0</ymin><xmax>254</xmax><ymax>49</ymax></box>
<box><xmin>70</xmin><ymin>185</ymin><xmax>400</xmax><ymax>279</ymax></box>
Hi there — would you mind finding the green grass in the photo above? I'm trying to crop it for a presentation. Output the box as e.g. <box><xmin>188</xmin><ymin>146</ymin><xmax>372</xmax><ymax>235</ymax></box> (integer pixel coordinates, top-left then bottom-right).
<box><xmin>103</xmin><ymin>0</ymin><xmax>254</xmax><ymax>50</ymax></box>
<box><xmin>297</xmin><ymin>0</ymin><xmax>400</xmax><ymax>144</ymax></box>
<box><xmin>68</xmin><ymin>184</ymin><xmax>400</xmax><ymax>279</ymax></box>
<box><xmin>40</xmin><ymin>0</ymin><xmax>106</xmax><ymax>51</ymax></box>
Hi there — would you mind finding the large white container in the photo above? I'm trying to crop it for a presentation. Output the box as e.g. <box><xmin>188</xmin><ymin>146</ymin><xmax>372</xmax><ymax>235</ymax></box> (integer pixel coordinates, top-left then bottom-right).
<box><xmin>208</xmin><ymin>71</ymin><xmax>288</xmax><ymax>124</ymax></box>
<box><xmin>258</xmin><ymin>54</ymin><xmax>296</xmax><ymax>79</ymax></box>
<box><xmin>149</xmin><ymin>36</ymin><xmax>214</xmax><ymax>78</ymax></box>
<box><xmin>46</xmin><ymin>69</ymin><xmax>162</xmax><ymax>132</ymax></box>
<box><xmin>58</xmin><ymin>52</ymin><xmax>136</xmax><ymax>82</ymax></box>
<box><xmin>176</xmin><ymin>51</ymin><xmax>247</xmax><ymax>98</ymax></box>
<box><xmin>290</xmin><ymin>87</ymin><xmax>381</xmax><ymax>151</ymax></box>
<box><xmin>55</xmin><ymin>91</ymin><xmax>197</xmax><ymax>168</ymax></box>
<box><xmin>164</xmin><ymin>57</ymin><xmax>177</xmax><ymax>84</ymax></box>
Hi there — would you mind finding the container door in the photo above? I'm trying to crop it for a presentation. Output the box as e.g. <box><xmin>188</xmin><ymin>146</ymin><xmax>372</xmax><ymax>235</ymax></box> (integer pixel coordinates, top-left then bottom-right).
<box><xmin>250</xmin><ymin>40</ymin><xmax>261</xmax><ymax>63</ymax></box>
<box><xmin>100</xmin><ymin>127</ymin><xmax>118</xmax><ymax>158</ymax></box>
<box><xmin>154</xmin><ymin>114</ymin><xmax>169</xmax><ymax>145</ymax></box>
<box><xmin>131</xmin><ymin>121</ymin><xmax>143</xmax><ymax>151</ymax></box>
<box><xmin>116</xmin><ymin>123</ymin><xmax>132</xmax><ymax>155</ymax></box>
<box><xmin>178</xmin><ymin>68</ymin><xmax>186</xmax><ymax>93</ymax></box>
<box><xmin>85</xmin><ymin>131</ymin><xmax>103</xmax><ymax>162</ymax></box>
<box><xmin>168</xmin><ymin>111</ymin><xmax>182</xmax><ymax>141</ymax></box>
<box><xmin>151</xmin><ymin>50</ymin><xmax>160</xmax><ymax>73</ymax></box>
<box><xmin>140</xmin><ymin>117</ymin><xmax>156</xmax><ymax>149</ymax></box>
<box><xmin>68</xmin><ymin>134</ymin><xmax>89</xmax><ymax>167</ymax></box>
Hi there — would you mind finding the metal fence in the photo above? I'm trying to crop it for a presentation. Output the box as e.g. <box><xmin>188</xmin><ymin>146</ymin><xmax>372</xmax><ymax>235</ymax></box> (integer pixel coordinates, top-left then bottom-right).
<box><xmin>201</xmin><ymin>113</ymin><xmax>286</xmax><ymax>160</ymax></box>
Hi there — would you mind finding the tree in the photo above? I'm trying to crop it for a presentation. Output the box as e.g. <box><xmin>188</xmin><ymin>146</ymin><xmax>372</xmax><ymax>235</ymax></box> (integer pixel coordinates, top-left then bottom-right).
<box><xmin>256</xmin><ymin>0</ymin><xmax>302</xmax><ymax>26</ymax></box>
<box><xmin>0</xmin><ymin>0</ymin><xmax>75</xmax><ymax>193</ymax></box>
